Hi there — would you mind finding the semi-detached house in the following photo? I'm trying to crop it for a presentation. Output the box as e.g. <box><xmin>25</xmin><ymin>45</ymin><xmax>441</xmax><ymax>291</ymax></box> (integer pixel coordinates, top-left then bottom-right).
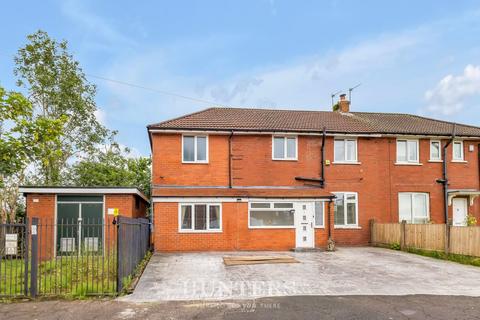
<box><xmin>148</xmin><ymin>95</ymin><xmax>480</xmax><ymax>251</ymax></box>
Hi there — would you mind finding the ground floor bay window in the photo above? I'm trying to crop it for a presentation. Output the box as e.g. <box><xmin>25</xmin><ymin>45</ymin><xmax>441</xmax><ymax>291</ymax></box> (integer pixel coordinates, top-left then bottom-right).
<box><xmin>179</xmin><ymin>203</ymin><xmax>221</xmax><ymax>232</ymax></box>
<box><xmin>398</xmin><ymin>193</ymin><xmax>429</xmax><ymax>223</ymax></box>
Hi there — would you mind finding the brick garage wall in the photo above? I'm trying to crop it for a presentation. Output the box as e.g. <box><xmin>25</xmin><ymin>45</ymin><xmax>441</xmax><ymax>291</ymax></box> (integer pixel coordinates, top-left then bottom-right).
<box><xmin>151</xmin><ymin>133</ymin><xmax>480</xmax><ymax>249</ymax></box>
<box><xmin>25</xmin><ymin>194</ymin><xmax>56</xmax><ymax>260</ymax></box>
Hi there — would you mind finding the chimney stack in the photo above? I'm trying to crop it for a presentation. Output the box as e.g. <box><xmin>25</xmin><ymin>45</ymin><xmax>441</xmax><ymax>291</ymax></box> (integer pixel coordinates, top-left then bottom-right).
<box><xmin>335</xmin><ymin>93</ymin><xmax>350</xmax><ymax>113</ymax></box>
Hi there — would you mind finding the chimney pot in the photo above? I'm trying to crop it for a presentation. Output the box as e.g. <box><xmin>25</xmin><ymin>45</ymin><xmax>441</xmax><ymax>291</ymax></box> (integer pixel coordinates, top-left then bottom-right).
<box><xmin>334</xmin><ymin>93</ymin><xmax>350</xmax><ymax>113</ymax></box>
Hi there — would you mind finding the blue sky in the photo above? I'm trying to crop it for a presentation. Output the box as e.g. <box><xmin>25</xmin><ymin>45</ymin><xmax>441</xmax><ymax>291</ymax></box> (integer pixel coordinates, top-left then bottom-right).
<box><xmin>2</xmin><ymin>1</ymin><xmax>480</xmax><ymax>156</ymax></box>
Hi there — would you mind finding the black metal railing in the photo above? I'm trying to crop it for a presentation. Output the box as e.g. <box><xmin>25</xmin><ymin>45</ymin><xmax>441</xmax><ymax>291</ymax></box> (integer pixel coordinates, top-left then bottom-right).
<box><xmin>0</xmin><ymin>216</ymin><xmax>150</xmax><ymax>298</ymax></box>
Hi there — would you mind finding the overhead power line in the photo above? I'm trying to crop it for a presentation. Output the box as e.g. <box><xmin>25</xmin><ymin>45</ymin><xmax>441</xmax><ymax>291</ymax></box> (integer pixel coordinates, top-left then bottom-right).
<box><xmin>86</xmin><ymin>74</ymin><xmax>232</xmax><ymax>107</ymax></box>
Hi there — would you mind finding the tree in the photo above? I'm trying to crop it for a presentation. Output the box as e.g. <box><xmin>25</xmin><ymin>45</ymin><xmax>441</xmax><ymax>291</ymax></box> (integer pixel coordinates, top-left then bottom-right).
<box><xmin>14</xmin><ymin>30</ymin><xmax>111</xmax><ymax>185</ymax></box>
<box><xmin>0</xmin><ymin>85</ymin><xmax>65</xmax><ymax>222</ymax></box>
<box><xmin>66</xmin><ymin>143</ymin><xmax>151</xmax><ymax>198</ymax></box>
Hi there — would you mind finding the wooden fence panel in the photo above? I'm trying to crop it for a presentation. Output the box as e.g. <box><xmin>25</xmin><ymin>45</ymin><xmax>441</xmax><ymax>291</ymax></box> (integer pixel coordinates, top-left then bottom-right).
<box><xmin>450</xmin><ymin>227</ymin><xmax>480</xmax><ymax>257</ymax></box>
<box><xmin>371</xmin><ymin>223</ymin><xmax>402</xmax><ymax>246</ymax></box>
<box><xmin>404</xmin><ymin>224</ymin><xmax>445</xmax><ymax>251</ymax></box>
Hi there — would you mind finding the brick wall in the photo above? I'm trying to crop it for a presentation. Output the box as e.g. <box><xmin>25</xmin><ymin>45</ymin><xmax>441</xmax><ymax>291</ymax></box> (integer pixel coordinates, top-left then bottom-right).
<box><xmin>151</xmin><ymin>133</ymin><xmax>480</xmax><ymax>251</ymax></box>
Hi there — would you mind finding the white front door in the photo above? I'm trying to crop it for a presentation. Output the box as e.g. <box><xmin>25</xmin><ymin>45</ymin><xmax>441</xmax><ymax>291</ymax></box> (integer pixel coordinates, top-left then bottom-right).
<box><xmin>295</xmin><ymin>202</ymin><xmax>315</xmax><ymax>248</ymax></box>
<box><xmin>452</xmin><ymin>198</ymin><xmax>468</xmax><ymax>226</ymax></box>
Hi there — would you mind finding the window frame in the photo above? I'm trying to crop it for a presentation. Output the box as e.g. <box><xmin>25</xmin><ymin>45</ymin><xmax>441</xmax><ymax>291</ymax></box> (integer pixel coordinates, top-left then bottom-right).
<box><xmin>398</xmin><ymin>192</ymin><xmax>430</xmax><ymax>224</ymax></box>
<box><xmin>396</xmin><ymin>138</ymin><xmax>420</xmax><ymax>164</ymax></box>
<box><xmin>429</xmin><ymin>140</ymin><xmax>442</xmax><ymax>161</ymax></box>
<box><xmin>272</xmin><ymin>135</ymin><xmax>298</xmax><ymax>161</ymax></box>
<box><xmin>452</xmin><ymin>140</ymin><xmax>464</xmax><ymax>162</ymax></box>
<box><xmin>332</xmin><ymin>192</ymin><xmax>359</xmax><ymax>228</ymax></box>
<box><xmin>333</xmin><ymin>138</ymin><xmax>358</xmax><ymax>163</ymax></box>
<box><xmin>248</xmin><ymin>201</ymin><xmax>295</xmax><ymax>229</ymax></box>
<box><xmin>314</xmin><ymin>201</ymin><xmax>325</xmax><ymax>228</ymax></box>
<box><xmin>182</xmin><ymin>135</ymin><xmax>209</xmax><ymax>164</ymax></box>
<box><xmin>178</xmin><ymin>203</ymin><xmax>222</xmax><ymax>233</ymax></box>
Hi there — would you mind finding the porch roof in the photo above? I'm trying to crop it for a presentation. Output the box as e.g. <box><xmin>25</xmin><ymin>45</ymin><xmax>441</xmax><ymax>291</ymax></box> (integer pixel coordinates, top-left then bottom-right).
<box><xmin>447</xmin><ymin>189</ymin><xmax>480</xmax><ymax>206</ymax></box>
<box><xmin>151</xmin><ymin>186</ymin><xmax>334</xmax><ymax>199</ymax></box>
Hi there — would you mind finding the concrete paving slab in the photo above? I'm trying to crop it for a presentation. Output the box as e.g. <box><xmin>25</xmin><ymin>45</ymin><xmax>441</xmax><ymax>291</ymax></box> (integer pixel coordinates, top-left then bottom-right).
<box><xmin>120</xmin><ymin>247</ymin><xmax>480</xmax><ymax>302</ymax></box>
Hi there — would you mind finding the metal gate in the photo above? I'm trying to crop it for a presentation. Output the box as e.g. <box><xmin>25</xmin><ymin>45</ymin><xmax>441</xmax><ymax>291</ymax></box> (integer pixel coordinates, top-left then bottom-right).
<box><xmin>0</xmin><ymin>221</ymin><xmax>28</xmax><ymax>297</ymax></box>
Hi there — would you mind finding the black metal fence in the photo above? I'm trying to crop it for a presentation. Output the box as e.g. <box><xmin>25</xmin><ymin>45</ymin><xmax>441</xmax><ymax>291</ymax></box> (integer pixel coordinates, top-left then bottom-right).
<box><xmin>0</xmin><ymin>216</ymin><xmax>150</xmax><ymax>298</ymax></box>
<box><xmin>117</xmin><ymin>217</ymin><xmax>150</xmax><ymax>292</ymax></box>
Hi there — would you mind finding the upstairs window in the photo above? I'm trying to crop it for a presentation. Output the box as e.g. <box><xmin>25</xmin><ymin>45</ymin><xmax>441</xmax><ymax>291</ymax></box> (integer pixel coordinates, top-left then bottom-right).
<box><xmin>182</xmin><ymin>135</ymin><xmax>208</xmax><ymax>163</ymax></box>
<box><xmin>398</xmin><ymin>193</ymin><xmax>429</xmax><ymax>224</ymax></box>
<box><xmin>430</xmin><ymin>140</ymin><xmax>441</xmax><ymax>161</ymax></box>
<box><xmin>334</xmin><ymin>139</ymin><xmax>357</xmax><ymax>163</ymax></box>
<box><xmin>452</xmin><ymin>141</ymin><xmax>464</xmax><ymax>161</ymax></box>
<box><xmin>397</xmin><ymin>139</ymin><xmax>419</xmax><ymax>163</ymax></box>
<box><xmin>272</xmin><ymin>136</ymin><xmax>297</xmax><ymax>160</ymax></box>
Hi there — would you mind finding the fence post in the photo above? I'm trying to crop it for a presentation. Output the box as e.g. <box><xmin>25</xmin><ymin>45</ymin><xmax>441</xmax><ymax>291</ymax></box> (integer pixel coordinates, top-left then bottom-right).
<box><xmin>400</xmin><ymin>220</ymin><xmax>406</xmax><ymax>251</ymax></box>
<box><xmin>30</xmin><ymin>217</ymin><xmax>39</xmax><ymax>297</ymax></box>
<box><xmin>116</xmin><ymin>216</ymin><xmax>122</xmax><ymax>293</ymax></box>
<box><xmin>445</xmin><ymin>222</ymin><xmax>451</xmax><ymax>255</ymax></box>
<box><xmin>369</xmin><ymin>219</ymin><xmax>375</xmax><ymax>245</ymax></box>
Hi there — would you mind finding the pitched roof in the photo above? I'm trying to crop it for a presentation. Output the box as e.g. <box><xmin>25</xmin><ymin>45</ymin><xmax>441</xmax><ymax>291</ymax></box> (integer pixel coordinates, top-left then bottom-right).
<box><xmin>148</xmin><ymin>107</ymin><xmax>480</xmax><ymax>137</ymax></box>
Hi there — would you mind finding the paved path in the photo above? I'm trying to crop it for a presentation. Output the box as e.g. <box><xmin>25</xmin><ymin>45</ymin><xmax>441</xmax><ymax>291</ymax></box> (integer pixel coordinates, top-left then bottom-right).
<box><xmin>2</xmin><ymin>296</ymin><xmax>480</xmax><ymax>319</ymax></box>
<box><xmin>122</xmin><ymin>247</ymin><xmax>480</xmax><ymax>302</ymax></box>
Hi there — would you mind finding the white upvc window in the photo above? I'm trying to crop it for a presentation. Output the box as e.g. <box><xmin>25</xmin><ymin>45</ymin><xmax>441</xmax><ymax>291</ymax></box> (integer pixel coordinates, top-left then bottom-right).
<box><xmin>249</xmin><ymin>202</ymin><xmax>295</xmax><ymax>228</ymax></box>
<box><xmin>179</xmin><ymin>203</ymin><xmax>221</xmax><ymax>232</ymax></box>
<box><xmin>182</xmin><ymin>135</ymin><xmax>208</xmax><ymax>163</ymax></box>
<box><xmin>396</xmin><ymin>139</ymin><xmax>419</xmax><ymax>163</ymax></box>
<box><xmin>452</xmin><ymin>141</ymin><xmax>464</xmax><ymax>161</ymax></box>
<box><xmin>333</xmin><ymin>192</ymin><xmax>358</xmax><ymax>227</ymax></box>
<box><xmin>429</xmin><ymin>140</ymin><xmax>441</xmax><ymax>161</ymax></box>
<box><xmin>398</xmin><ymin>192</ymin><xmax>429</xmax><ymax>224</ymax></box>
<box><xmin>314</xmin><ymin>201</ymin><xmax>325</xmax><ymax>227</ymax></box>
<box><xmin>272</xmin><ymin>136</ymin><xmax>297</xmax><ymax>160</ymax></box>
<box><xmin>334</xmin><ymin>138</ymin><xmax>357</xmax><ymax>163</ymax></box>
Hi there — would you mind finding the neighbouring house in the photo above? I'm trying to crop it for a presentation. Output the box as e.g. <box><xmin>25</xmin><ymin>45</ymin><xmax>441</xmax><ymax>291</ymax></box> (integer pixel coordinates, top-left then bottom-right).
<box><xmin>147</xmin><ymin>95</ymin><xmax>480</xmax><ymax>252</ymax></box>
<box><xmin>19</xmin><ymin>186</ymin><xmax>149</xmax><ymax>259</ymax></box>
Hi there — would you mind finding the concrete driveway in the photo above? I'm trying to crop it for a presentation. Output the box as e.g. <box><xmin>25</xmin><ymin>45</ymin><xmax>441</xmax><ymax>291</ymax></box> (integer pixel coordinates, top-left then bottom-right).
<box><xmin>121</xmin><ymin>247</ymin><xmax>480</xmax><ymax>302</ymax></box>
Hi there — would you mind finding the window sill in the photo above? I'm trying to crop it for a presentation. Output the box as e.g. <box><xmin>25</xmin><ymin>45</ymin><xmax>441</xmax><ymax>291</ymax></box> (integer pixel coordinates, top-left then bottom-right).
<box><xmin>334</xmin><ymin>226</ymin><xmax>362</xmax><ymax>229</ymax></box>
<box><xmin>314</xmin><ymin>226</ymin><xmax>325</xmax><ymax>229</ymax></box>
<box><xmin>182</xmin><ymin>161</ymin><xmax>209</xmax><ymax>164</ymax></box>
<box><xmin>178</xmin><ymin>230</ymin><xmax>222</xmax><ymax>233</ymax></box>
<box><xmin>428</xmin><ymin>160</ymin><xmax>443</xmax><ymax>163</ymax></box>
<box><xmin>394</xmin><ymin>162</ymin><xmax>423</xmax><ymax>166</ymax></box>
<box><xmin>272</xmin><ymin>158</ymin><xmax>298</xmax><ymax>161</ymax></box>
<box><xmin>332</xmin><ymin>161</ymin><xmax>361</xmax><ymax>165</ymax></box>
<box><xmin>451</xmin><ymin>160</ymin><xmax>467</xmax><ymax>163</ymax></box>
<box><xmin>248</xmin><ymin>226</ymin><xmax>295</xmax><ymax>229</ymax></box>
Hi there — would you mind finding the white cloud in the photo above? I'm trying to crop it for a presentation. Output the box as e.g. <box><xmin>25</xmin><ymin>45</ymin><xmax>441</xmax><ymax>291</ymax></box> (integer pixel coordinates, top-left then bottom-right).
<box><xmin>424</xmin><ymin>64</ymin><xmax>480</xmax><ymax>115</ymax></box>
<box><xmin>61</xmin><ymin>0</ymin><xmax>134</xmax><ymax>46</ymax></box>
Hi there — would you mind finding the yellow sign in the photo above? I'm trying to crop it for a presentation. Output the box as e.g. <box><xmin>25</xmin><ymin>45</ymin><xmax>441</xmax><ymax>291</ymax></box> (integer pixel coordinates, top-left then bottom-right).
<box><xmin>113</xmin><ymin>208</ymin><xmax>119</xmax><ymax>217</ymax></box>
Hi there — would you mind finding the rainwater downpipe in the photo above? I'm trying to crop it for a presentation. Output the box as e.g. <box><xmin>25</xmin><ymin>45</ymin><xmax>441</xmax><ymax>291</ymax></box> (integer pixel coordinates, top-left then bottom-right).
<box><xmin>440</xmin><ymin>124</ymin><xmax>456</xmax><ymax>224</ymax></box>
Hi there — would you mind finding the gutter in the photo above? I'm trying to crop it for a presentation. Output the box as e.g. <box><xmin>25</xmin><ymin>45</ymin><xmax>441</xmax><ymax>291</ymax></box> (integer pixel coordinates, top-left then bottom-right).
<box><xmin>228</xmin><ymin>130</ymin><xmax>234</xmax><ymax>188</ymax></box>
<box><xmin>436</xmin><ymin>123</ymin><xmax>456</xmax><ymax>224</ymax></box>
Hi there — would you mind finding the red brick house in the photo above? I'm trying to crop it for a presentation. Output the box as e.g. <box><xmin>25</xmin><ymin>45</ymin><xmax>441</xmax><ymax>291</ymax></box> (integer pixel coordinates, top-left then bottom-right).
<box><xmin>148</xmin><ymin>96</ymin><xmax>480</xmax><ymax>252</ymax></box>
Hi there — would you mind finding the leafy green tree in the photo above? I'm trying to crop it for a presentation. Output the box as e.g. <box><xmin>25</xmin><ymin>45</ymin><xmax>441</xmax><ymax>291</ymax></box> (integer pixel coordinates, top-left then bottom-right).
<box><xmin>67</xmin><ymin>143</ymin><xmax>151</xmax><ymax>198</ymax></box>
<box><xmin>14</xmin><ymin>30</ymin><xmax>111</xmax><ymax>185</ymax></box>
<box><xmin>0</xmin><ymin>85</ymin><xmax>65</xmax><ymax>222</ymax></box>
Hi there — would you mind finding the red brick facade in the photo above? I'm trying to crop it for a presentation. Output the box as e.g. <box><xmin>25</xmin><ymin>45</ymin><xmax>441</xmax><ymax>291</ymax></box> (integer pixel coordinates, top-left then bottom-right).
<box><xmin>152</xmin><ymin>132</ymin><xmax>480</xmax><ymax>251</ymax></box>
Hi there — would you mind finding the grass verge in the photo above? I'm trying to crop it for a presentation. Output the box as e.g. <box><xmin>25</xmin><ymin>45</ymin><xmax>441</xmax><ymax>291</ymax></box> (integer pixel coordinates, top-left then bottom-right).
<box><xmin>404</xmin><ymin>247</ymin><xmax>480</xmax><ymax>267</ymax></box>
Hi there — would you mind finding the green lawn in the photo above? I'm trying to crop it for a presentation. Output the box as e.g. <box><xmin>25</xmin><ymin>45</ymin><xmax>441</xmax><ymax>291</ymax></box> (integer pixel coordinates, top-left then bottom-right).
<box><xmin>1</xmin><ymin>254</ymin><xmax>117</xmax><ymax>297</ymax></box>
